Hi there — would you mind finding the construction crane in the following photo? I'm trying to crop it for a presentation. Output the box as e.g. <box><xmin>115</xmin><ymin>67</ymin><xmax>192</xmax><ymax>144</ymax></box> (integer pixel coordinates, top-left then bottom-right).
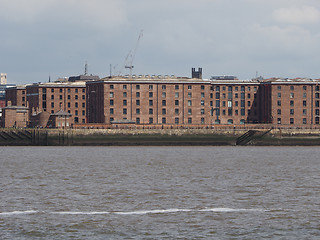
<box><xmin>118</xmin><ymin>30</ymin><xmax>143</xmax><ymax>77</ymax></box>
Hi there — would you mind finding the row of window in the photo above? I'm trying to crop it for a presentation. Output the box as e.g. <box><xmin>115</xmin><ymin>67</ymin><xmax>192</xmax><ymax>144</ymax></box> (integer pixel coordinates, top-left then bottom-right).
<box><xmin>42</xmin><ymin>88</ymin><xmax>85</xmax><ymax>93</ymax></box>
<box><xmin>108</xmin><ymin>84</ymin><xmax>258</xmax><ymax>92</ymax></box>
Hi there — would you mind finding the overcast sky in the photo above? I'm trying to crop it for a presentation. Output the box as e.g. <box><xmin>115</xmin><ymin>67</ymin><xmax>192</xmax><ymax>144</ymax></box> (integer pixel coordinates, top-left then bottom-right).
<box><xmin>1</xmin><ymin>0</ymin><xmax>320</xmax><ymax>84</ymax></box>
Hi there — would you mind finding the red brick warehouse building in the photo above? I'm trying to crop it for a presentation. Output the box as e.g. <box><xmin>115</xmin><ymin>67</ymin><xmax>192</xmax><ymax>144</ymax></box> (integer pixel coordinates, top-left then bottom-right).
<box><xmin>86</xmin><ymin>68</ymin><xmax>265</xmax><ymax>126</ymax></box>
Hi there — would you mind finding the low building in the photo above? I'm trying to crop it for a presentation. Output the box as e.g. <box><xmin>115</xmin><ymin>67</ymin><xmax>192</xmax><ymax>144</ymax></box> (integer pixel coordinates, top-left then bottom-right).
<box><xmin>2</xmin><ymin>105</ymin><xmax>29</xmax><ymax>128</ymax></box>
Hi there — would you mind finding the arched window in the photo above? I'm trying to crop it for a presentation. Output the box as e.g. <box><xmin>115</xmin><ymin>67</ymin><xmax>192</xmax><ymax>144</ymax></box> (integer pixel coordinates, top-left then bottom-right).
<box><xmin>215</xmin><ymin>119</ymin><xmax>221</xmax><ymax>124</ymax></box>
<box><xmin>240</xmin><ymin>119</ymin><xmax>245</xmax><ymax>124</ymax></box>
<box><xmin>316</xmin><ymin>117</ymin><xmax>320</xmax><ymax>125</ymax></box>
<box><xmin>227</xmin><ymin>119</ymin><xmax>233</xmax><ymax>124</ymax></box>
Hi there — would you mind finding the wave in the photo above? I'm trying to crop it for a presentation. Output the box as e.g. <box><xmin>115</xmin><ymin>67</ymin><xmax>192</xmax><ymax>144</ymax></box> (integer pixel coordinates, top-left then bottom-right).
<box><xmin>0</xmin><ymin>210</ymin><xmax>38</xmax><ymax>216</ymax></box>
<box><xmin>0</xmin><ymin>208</ymin><xmax>267</xmax><ymax>216</ymax></box>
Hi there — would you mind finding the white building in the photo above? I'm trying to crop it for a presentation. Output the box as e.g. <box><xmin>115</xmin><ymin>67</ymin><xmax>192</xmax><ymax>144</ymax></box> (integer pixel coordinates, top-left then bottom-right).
<box><xmin>1</xmin><ymin>73</ymin><xmax>7</xmax><ymax>85</ymax></box>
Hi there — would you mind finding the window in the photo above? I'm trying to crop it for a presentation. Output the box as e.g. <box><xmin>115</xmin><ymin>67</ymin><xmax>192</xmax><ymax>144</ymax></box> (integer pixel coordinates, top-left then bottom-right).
<box><xmin>303</xmin><ymin>101</ymin><xmax>306</xmax><ymax>107</ymax></box>
<box><xmin>303</xmin><ymin>109</ymin><xmax>307</xmax><ymax>115</ymax></box>
<box><xmin>75</xmin><ymin>102</ymin><xmax>78</xmax><ymax>108</ymax></box>
<box><xmin>82</xmin><ymin>95</ymin><xmax>85</xmax><ymax>100</ymax></box>
<box><xmin>188</xmin><ymin>118</ymin><xmax>192</xmax><ymax>124</ymax></box>
<box><xmin>241</xmin><ymin>109</ymin><xmax>245</xmax><ymax>116</ymax></box>
<box><xmin>82</xmin><ymin>88</ymin><xmax>85</xmax><ymax>93</ymax></box>
<box><xmin>278</xmin><ymin>118</ymin><xmax>281</xmax><ymax>124</ymax></box>
<box><xmin>247</xmin><ymin>93</ymin><xmax>251</xmax><ymax>99</ymax></box>
<box><xmin>241</xmin><ymin>93</ymin><xmax>245</xmax><ymax>99</ymax></box>
<box><xmin>136</xmin><ymin>118</ymin><xmax>140</xmax><ymax>124</ymax></box>
<box><xmin>216</xmin><ymin>86</ymin><xmax>220</xmax><ymax>92</ymax></box>
<box><xmin>175</xmin><ymin>118</ymin><xmax>179</xmax><ymax>124</ymax></box>
<box><xmin>175</xmin><ymin>85</ymin><xmax>179</xmax><ymax>90</ymax></box>
<box><xmin>290</xmin><ymin>109</ymin><xmax>294</xmax><ymax>115</ymax></box>
<box><xmin>228</xmin><ymin>86</ymin><xmax>232</xmax><ymax>92</ymax></box>
<box><xmin>316</xmin><ymin>93</ymin><xmax>320</xmax><ymax>99</ymax></box>
<box><xmin>110</xmin><ymin>100</ymin><xmax>114</xmax><ymax>106</ymax></box>
<box><xmin>228</xmin><ymin>92</ymin><xmax>232</xmax><ymax>99</ymax></box>
<box><xmin>162</xmin><ymin>100</ymin><xmax>166</xmax><ymax>106</ymax></box>
<box><xmin>175</xmin><ymin>100</ymin><xmax>179</xmax><ymax>106</ymax></box>
<box><xmin>123</xmin><ymin>85</ymin><xmax>127</xmax><ymax>90</ymax></box>
<box><xmin>175</xmin><ymin>109</ymin><xmax>179</xmax><ymax>115</ymax></box>
<box><xmin>235</xmin><ymin>110</ymin><xmax>238</xmax><ymax>115</ymax></box>
<box><xmin>241</xmin><ymin>86</ymin><xmax>245</xmax><ymax>91</ymax></box>
<box><xmin>110</xmin><ymin>108</ymin><xmax>114</xmax><ymax>114</ymax></box>
<box><xmin>235</xmin><ymin>87</ymin><xmax>238</xmax><ymax>91</ymax></box>
<box><xmin>188</xmin><ymin>109</ymin><xmax>192</xmax><ymax>115</ymax></box>
<box><xmin>67</xmin><ymin>102</ymin><xmax>71</xmax><ymax>108</ymax></box>
<box><xmin>136</xmin><ymin>85</ymin><xmax>140</xmax><ymax>90</ymax></box>
<box><xmin>228</xmin><ymin>109</ymin><xmax>232</xmax><ymax>116</ymax></box>
<box><xmin>316</xmin><ymin>101</ymin><xmax>320</xmax><ymax>107</ymax></box>
<box><xmin>123</xmin><ymin>100</ymin><xmax>127</xmax><ymax>106</ymax></box>
<box><xmin>277</xmin><ymin>86</ymin><xmax>281</xmax><ymax>90</ymax></box>
<box><xmin>216</xmin><ymin>93</ymin><xmax>220</xmax><ymax>99</ymax></box>
<box><xmin>316</xmin><ymin>117</ymin><xmax>320</xmax><ymax>124</ymax></box>
<box><xmin>201</xmin><ymin>100</ymin><xmax>204</xmax><ymax>106</ymax></box>
<box><xmin>248</xmin><ymin>101</ymin><xmax>251</xmax><ymax>107</ymax></box>
<box><xmin>123</xmin><ymin>92</ymin><xmax>127</xmax><ymax>98</ymax></box>
<box><xmin>51</xmin><ymin>95</ymin><xmax>54</xmax><ymax>100</ymax></box>
<box><xmin>175</xmin><ymin>92</ymin><xmax>179</xmax><ymax>98</ymax></box>
<box><xmin>290</xmin><ymin>93</ymin><xmax>294</xmax><ymax>98</ymax></box>
<box><xmin>110</xmin><ymin>117</ymin><xmax>114</xmax><ymax>122</ymax></box>
<box><xmin>222</xmin><ymin>86</ymin><xmax>226</xmax><ymax>91</ymax></box>
<box><xmin>216</xmin><ymin>100</ymin><xmax>220</xmax><ymax>107</ymax></box>
<box><xmin>82</xmin><ymin>103</ymin><xmax>85</xmax><ymax>108</ymax></box>
<box><xmin>277</xmin><ymin>100</ymin><xmax>281</xmax><ymax>106</ymax></box>
<box><xmin>316</xmin><ymin>109</ymin><xmax>320</xmax><ymax>116</ymax></box>
<box><xmin>290</xmin><ymin>101</ymin><xmax>294</xmax><ymax>107</ymax></box>
<box><xmin>75</xmin><ymin>89</ymin><xmax>78</xmax><ymax>93</ymax></box>
<box><xmin>59</xmin><ymin>95</ymin><xmax>62</xmax><ymax>100</ymax></box>
<box><xmin>110</xmin><ymin>84</ymin><xmax>114</xmax><ymax>89</ymax></box>
<box><xmin>149</xmin><ymin>85</ymin><xmax>153</xmax><ymax>90</ymax></box>
<box><xmin>51</xmin><ymin>88</ymin><xmax>54</xmax><ymax>93</ymax></box>
<box><xmin>222</xmin><ymin>93</ymin><xmax>226</xmax><ymax>99</ymax></box>
<box><xmin>162</xmin><ymin>92</ymin><xmax>166</xmax><ymax>98</ymax></box>
<box><xmin>210</xmin><ymin>101</ymin><xmax>213</xmax><ymax>106</ymax></box>
<box><xmin>136</xmin><ymin>108</ymin><xmax>140</xmax><ymax>114</ymax></box>
<box><xmin>136</xmin><ymin>92</ymin><xmax>140</xmax><ymax>98</ymax></box>
<box><xmin>316</xmin><ymin>86</ymin><xmax>320</xmax><ymax>91</ymax></box>
<box><xmin>303</xmin><ymin>93</ymin><xmax>307</xmax><ymax>98</ymax></box>
<box><xmin>201</xmin><ymin>109</ymin><xmax>205</xmax><ymax>115</ymax></box>
<box><xmin>277</xmin><ymin>109</ymin><xmax>281</xmax><ymax>115</ymax></box>
<box><xmin>235</xmin><ymin>101</ymin><xmax>238</xmax><ymax>107</ymax></box>
<box><xmin>290</xmin><ymin>86</ymin><xmax>294</xmax><ymax>90</ymax></box>
<box><xmin>74</xmin><ymin>117</ymin><xmax>79</xmax><ymax>123</ymax></box>
<box><xmin>149</xmin><ymin>92</ymin><xmax>153</xmax><ymax>98</ymax></box>
<box><xmin>290</xmin><ymin>118</ymin><xmax>294</xmax><ymax>124</ymax></box>
<box><xmin>149</xmin><ymin>100</ymin><xmax>153</xmax><ymax>106</ymax></box>
<box><xmin>43</xmin><ymin>88</ymin><xmax>47</xmax><ymax>93</ymax></box>
<box><xmin>149</xmin><ymin>108</ymin><xmax>153</xmax><ymax>114</ymax></box>
<box><xmin>201</xmin><ymin>118</ymin><xmax>205</xmax><ymax>124</ymax></box>
<box><xmin>254</xmin><ymin>87</ymin><xmax>257</xmax><ymax>91</ymax></box>
<box><xmin>235</xmin><ymin>93</ymin><xmax>238</xmax><ymax>99</ymax></box>
<box><xmin>75</xmin><ymin>95</ymin><xmax>78</xmax><ymax>100</ymax></box>
<box><xmin>188</xmin><ymin>92</ymin><xmax>192</xmax><ymax>98</ymax></box>
<box><xmin>149</xmin><ymin>118</ymin><xmax>153</xmax><ymax>124</ymax></box>
<box><xmin>201</xmin><ymin>85</ymin><xmax>205</xmax><ymax>90</ymax></box>
<box><xmin>241</xmin><ymin>100</ymin><xmax>245</xmax><ymax>107</ymax></box>
<box><xmin>110</xmin><ymin>92</ymin><xmax>114</xmax><ymax>98</ymax></box>
<box><xmin>162</xmin><ymin>118</ymin><xmax>166</xmax><ymax>124</ymax></box>
<box><xmin>123</xmin><ymin>108</ymin><xmax>127</xmax><ymax>114</ymax></box>
<box><xmin>162</xmin><ymin>85</ymin><xmax>166</xmax><ymax>90</ymax></box>
<box><xmin>188</xmin><ymin>100</ymin><xmax>192</xmax><ymax>106</ymax></box>
<box><xmin>75</xmin><ymin>110</ymin><xmax>78</xmax><ymax>116</ymax></box>
<box><xmin>303</xmin><ymin>118</ymin><xmax>307</xmax><ymax>124</ymax></box>
<box><xmin>228</xmin><ymin>101</ymin><xmax>232</xmax><ymax>108</ymax></box>
<box><xmin>222</xmin><ymin>101</ymin><xmax>226</xmax><ymax>107</ymax></box>
<box><xmin>136</xmin><ymin>100</ymin><xmax>140</xmax><ymax>106</ymax></box>
<box><xmin>188</xmin><ymin>85</ymin><xmax>192</xmax><ymax>90</ymax></box>
<box><xmin>210</xmin><ymin>93</ymin><xmax>213</xmax><ymax>98</ymax></box>
<box><xmin>162</xmin><ymin>108</ymin><xmax>166</xmax><ymax>115</ymax></box>
<box><xmin>278</xmin><ymin>93</ymin><xmax>281</xmax><ymax>98</ymax></box>
<box><xmin>51</xmin><ymin>102</ymin><xmax>54</xmax><ymax>108</ymax></box>
<box><xmin>247</xmin><ymin>87</ymin><xmax>251</xmax><ymax>91</ymax></box>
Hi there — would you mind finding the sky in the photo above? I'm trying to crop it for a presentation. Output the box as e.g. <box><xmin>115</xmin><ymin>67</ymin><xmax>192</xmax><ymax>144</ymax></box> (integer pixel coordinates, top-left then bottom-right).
<box><xmin>1</xmin><ymin>0</ymin><xmax>320</xmax><ymax>84</ymax></box>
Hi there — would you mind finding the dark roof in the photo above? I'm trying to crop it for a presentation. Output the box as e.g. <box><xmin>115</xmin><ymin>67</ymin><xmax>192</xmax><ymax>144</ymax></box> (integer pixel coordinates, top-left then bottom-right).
<box><xmin>68</xmin><ymin>75</ymin><xmax>100</xmax><ymax>82</ymax></box>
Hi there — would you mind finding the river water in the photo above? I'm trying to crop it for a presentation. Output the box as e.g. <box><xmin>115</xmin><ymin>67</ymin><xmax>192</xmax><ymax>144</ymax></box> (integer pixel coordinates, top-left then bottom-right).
<box><xmin>0</xmin><ymin>146</ymin><xmax>319</xmax><ymax>239</ymax></box>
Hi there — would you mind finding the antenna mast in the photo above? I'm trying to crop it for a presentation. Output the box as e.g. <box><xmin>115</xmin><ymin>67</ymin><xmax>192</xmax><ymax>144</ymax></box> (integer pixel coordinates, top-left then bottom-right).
<box><xmin>85</xmin><ymin>61</ymin><xmax>88</xmax><ymax>75</ymax></box>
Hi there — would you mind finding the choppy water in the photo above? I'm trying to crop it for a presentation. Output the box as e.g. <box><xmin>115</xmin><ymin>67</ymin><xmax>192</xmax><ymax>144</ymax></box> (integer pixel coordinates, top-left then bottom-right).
<box><xmin>0</xmin><ymin>146</ymin><xmax>319</xmax><ymax>239</ymax></box>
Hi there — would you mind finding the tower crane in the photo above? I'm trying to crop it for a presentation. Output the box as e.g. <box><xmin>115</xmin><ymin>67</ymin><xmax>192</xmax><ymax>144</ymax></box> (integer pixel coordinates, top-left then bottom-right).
<box><xmin>119</xmin><ymin>30</ymin><xmax>143</xmax><ymax>77</ymax></box>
